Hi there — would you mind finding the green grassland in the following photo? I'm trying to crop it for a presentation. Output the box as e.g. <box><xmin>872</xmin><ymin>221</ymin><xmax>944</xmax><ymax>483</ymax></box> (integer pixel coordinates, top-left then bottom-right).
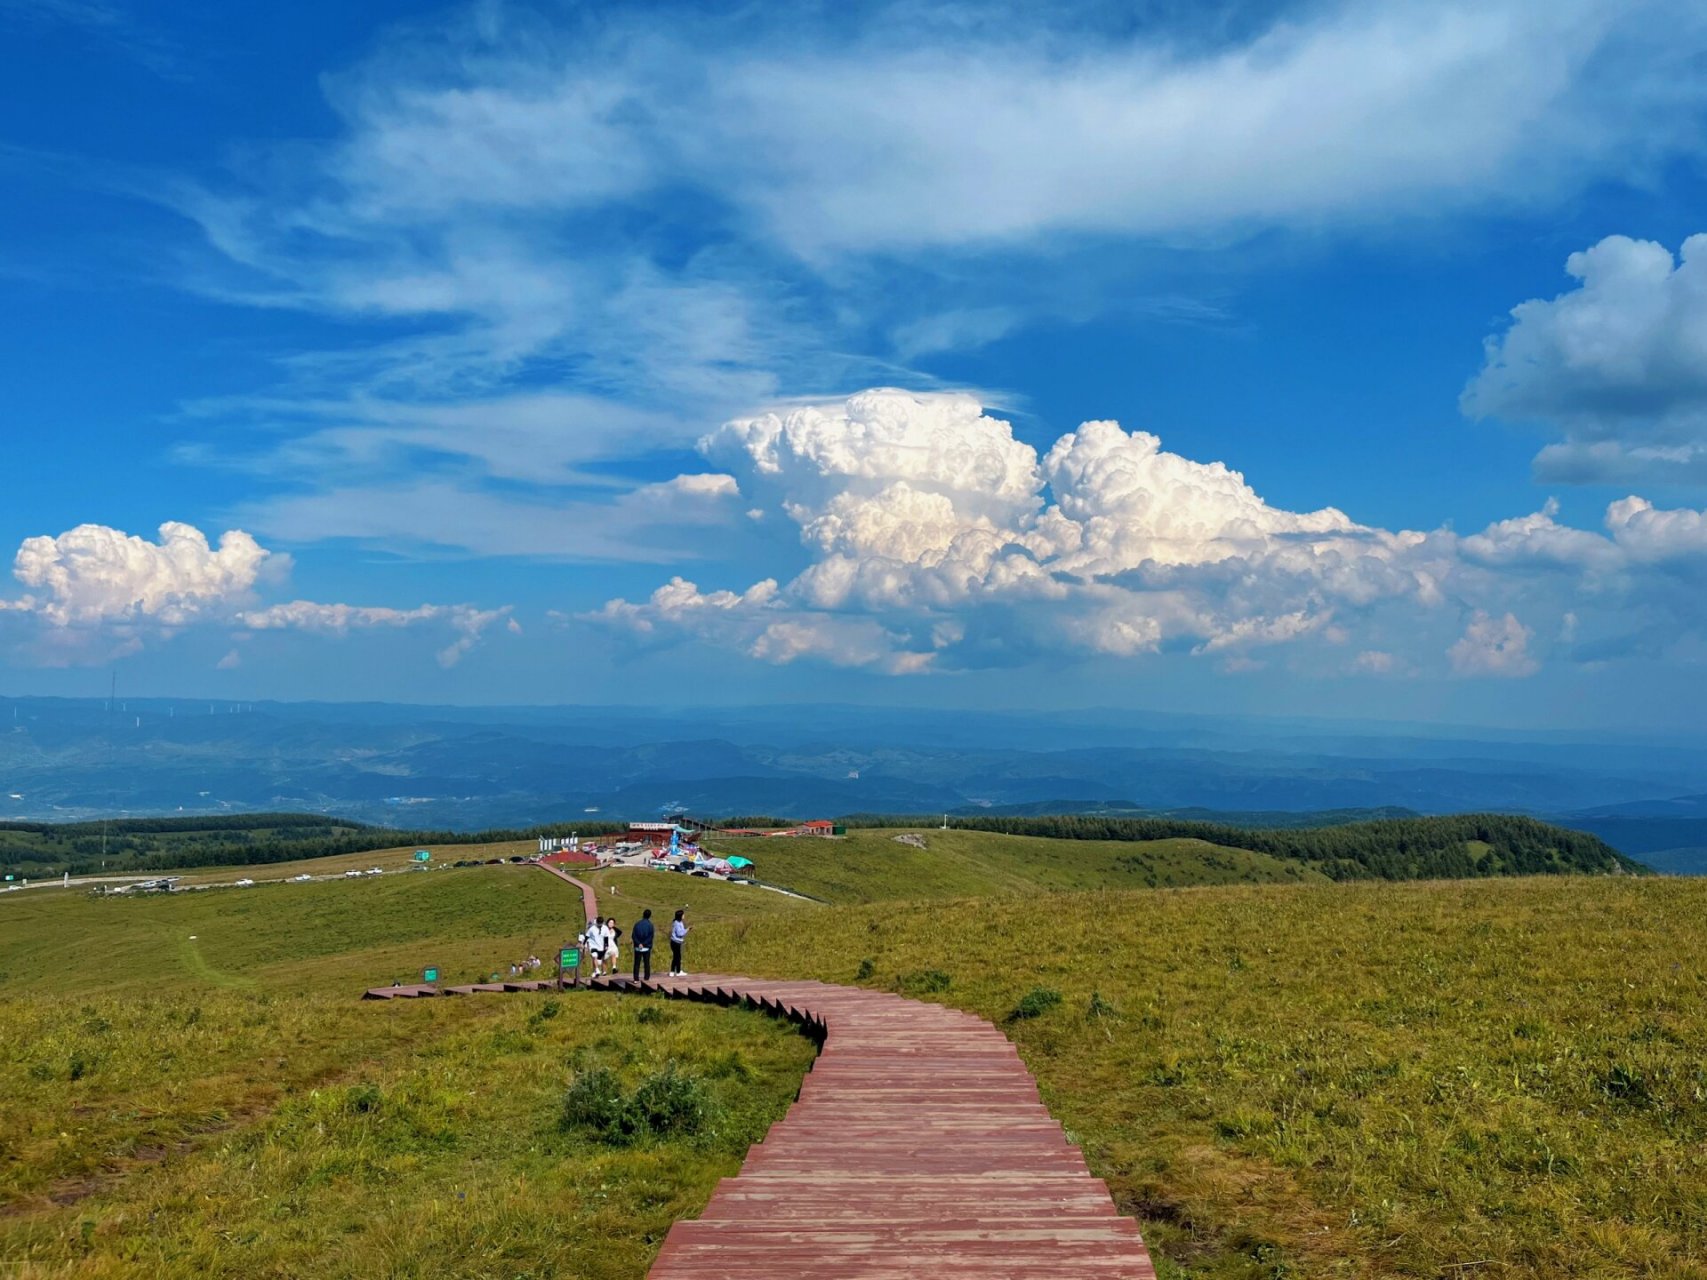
<box><xmin>172</xmin><ymin>839</ymin><xmax>540</xmax><ymax>884</ymax></box>
<box><xmin>702</xmin><ymin>826</ymin><xmax>1327</xmax><ymax>903</ymax></box>
<box><xmin>688</xmin><ymin>875</ymin><xmax>1707</xmax><ymax>1279</ymax></box>
<box><xmin>0</xmin><ymin>866</ymin><xmax>816</xmax><ymax>1277</ymax></box>
<box><xmin>584</xmin><ymin>867</ymin><xmax>816</xmax><ymax>928</ymax></box>
<box><xmin>5</xmin><ymin>828</ymin><xmax>1702</xmax><ymax>1279</ymax></box>
<box><xmin>2</xmin><ymin>992</ymin><xmax>812</xmax><ymax>1279</ymax></box>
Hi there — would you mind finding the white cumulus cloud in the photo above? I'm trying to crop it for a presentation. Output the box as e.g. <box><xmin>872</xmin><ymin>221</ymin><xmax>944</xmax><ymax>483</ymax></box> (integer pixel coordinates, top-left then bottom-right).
<box><xmin>11</xmin><ymin>522</ymin><xmax>273</xmax><ymax>626</ymax></box>
<box><xmin>3</xmin><ymin>520</ymin><xmax>514</xmax><ymax>668</ymax></box>
<box><xmin>594</xmin><ymin>389</ymin><xmax>1707</xmax><ymax>678</ymax></box>
<box><xmin>1448</xmin><ymin>611</ymin><xmax>1539</xmax><ymax>677</ymax></box>
<box><xmin>1464</xmin><ymin>233</ymin><xmax>1707</xmax><ymax>483</ymax></box>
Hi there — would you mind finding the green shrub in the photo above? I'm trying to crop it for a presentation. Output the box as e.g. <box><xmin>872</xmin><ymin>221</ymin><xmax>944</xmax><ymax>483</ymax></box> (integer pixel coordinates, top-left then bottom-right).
<box><xmin>560</xmin><ymin>1067</ymin><xmax>633</xmax><ymax>1141</ymax></box>
<box><xmin>630</xmin><ymin>1064</ymin><xmax>711</xmax><ymax>1137</ymax></box>
<box><xmin>559</xmin><ymin>1064</ymin><xmax>715</xmax><ymax>1145</ymax></box>
<box><xmin>1009</xmin><ymin>987</ymin><xmax>1063</xmax><ymax>1021</ymax></box>
<box><xmin>855</xmin><ymin>957</ymin><xmax>875</xmax><ymax>981</ymax></box>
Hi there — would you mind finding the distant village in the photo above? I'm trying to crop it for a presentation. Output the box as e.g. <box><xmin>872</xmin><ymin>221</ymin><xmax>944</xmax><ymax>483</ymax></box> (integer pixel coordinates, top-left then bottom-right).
<box><xmin>537</xmin><ymin>815</ymin><xmax>846</xmax><ymax>878</ymax></box>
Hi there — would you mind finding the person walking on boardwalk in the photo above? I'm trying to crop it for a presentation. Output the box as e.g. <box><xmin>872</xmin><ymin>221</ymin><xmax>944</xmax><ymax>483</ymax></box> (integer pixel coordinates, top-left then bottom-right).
<box><xmin>604</xmin><ymin>918</ymin><xmax>621</xmax><ymax>975</ymax></box>
<box><xmin>581</xmin><ymin>917</ymin><xmax>606</xmax><ymax>978</ymax></box>
<box><xmin>631</xmin><ymin>908</ymin><xmax>655</xmax><ymax>981</ymax></box>
<box><xmin>669</xmin><ymin>909</ymin><xmax>690</xmax><ymax>976</ymax></box>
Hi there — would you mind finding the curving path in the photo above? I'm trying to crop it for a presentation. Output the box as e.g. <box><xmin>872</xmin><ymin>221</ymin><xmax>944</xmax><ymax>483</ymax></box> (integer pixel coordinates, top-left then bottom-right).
<box><xmin>364</xmin><ymin>868</ymin><xmax>1156</xmax><ymax>1278</ymax></box>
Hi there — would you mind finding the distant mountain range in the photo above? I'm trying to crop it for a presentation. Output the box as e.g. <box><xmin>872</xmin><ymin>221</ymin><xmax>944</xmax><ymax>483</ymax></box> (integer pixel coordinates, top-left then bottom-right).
<box><xmin>3</xmin><ymin>696</ymin><xmax>1705</xmax><ymax>868</ymax></box>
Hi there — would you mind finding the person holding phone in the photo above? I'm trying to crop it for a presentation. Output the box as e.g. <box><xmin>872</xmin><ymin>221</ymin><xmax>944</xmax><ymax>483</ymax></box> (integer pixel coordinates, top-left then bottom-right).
<box><xmin>669</xmin><ymin>909</ymin><xmax>690</xmax><ymax>976</ymax></box>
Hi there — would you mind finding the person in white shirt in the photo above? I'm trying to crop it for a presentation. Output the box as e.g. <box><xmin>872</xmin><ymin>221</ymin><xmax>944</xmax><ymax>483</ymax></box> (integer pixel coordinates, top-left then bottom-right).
<box><xmin>581</xmin><ymin>918</ymin><xmax>606</xmax><ymax>977</ymax></box>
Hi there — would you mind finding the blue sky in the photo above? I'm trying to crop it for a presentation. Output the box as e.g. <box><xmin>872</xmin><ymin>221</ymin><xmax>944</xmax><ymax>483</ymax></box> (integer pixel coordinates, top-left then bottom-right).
<box><xmin>6</xmin><ymin>0</ymin><xmax>1707</xmax><ymax>728</ymax></box>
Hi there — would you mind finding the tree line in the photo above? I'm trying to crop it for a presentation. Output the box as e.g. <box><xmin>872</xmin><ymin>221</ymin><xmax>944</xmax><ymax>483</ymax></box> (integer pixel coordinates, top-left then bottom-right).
<box><xmin>840</xmin><ymin>812</ymin><xmax>1642</xmax><ymax>880</ymax></box>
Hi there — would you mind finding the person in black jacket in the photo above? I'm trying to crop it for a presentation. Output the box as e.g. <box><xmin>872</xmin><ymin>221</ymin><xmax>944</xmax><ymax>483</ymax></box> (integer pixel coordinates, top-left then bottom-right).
<box><xmin>631</xmin><ymin>908</ymin><xmax>656</xmax><ymax>981</ymax></box>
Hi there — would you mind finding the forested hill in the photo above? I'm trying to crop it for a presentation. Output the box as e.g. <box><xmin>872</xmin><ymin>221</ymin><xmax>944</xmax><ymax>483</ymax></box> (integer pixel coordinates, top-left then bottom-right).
<box><xmin>849</xmin><ymin>813</ymin><xmax>1645</xmax><ymax>880</ymax></box>
<box><xmin>2</xmin><ymin>810</ymin><xmax>1643</xmax><ymax>881</ymax></box>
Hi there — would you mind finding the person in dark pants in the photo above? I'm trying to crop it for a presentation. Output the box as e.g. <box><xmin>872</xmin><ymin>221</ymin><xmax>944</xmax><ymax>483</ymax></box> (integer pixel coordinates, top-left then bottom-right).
<box><xmin>631</xmin><ymin>908</ymin><xmax>655</xmax><ymax>980</ymax></box>
<box><xmin>669</xmin><ymin>908</ymin><xmax>690</xmax><ymax>976</ymax></box>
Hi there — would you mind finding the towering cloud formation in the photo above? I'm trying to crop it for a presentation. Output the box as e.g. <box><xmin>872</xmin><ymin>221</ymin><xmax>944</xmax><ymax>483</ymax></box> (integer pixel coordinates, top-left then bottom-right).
<box><xmin>12</xmin><ymin>522</ymin><xmax>271</xmax><ymax>626</ymax></box>
<box><xmin>595</xmin><ymin>389</ymin><xmax>1707</xmax><ymax>678</ymax></box>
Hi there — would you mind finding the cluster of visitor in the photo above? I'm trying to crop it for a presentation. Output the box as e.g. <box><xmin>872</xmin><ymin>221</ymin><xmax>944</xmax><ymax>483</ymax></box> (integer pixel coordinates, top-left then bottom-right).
<box><xmin>576</xmin><ymin>908</ymin><xmax>690</xmax><ymax>980</ymax></box>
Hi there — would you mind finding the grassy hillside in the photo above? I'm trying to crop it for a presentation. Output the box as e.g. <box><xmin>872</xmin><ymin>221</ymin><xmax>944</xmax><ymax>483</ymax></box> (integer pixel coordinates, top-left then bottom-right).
<box><xmin>0</xmin><ymin>862</ymin><xmax>590</xmax><ymax>993</ymax></box>
<box><xmin>690</xmin><ymin>876</ymin><xmax>1707</xmax><ymax>1279</ymax></box>
<box><xmin>7</xmin><ymin>832</ymin><xmax>1702</xmax><ymax>1278</ymax></box>
<box><xmin>850</xmin><ymin>812</ymin><xmax>1642</xmax><ymax>879</ymax></box>
<box><xmin>0</xmin><ymin>866</ymin><xmax>816</xmax><ymax>1278</ymax></box>
<box><xmin>586</xmin><ymin>866</ymin><xmax>818</xmax><ymax>927</ymax></box>
<box><xmin>703</xmin><ymin>826</ymin><xmax>1327</xmax><ymax>903</ymax></box>
<box><xmin>0</xmin><ymin>815</ymin><xmax>628</xmax><ymax>879</ymax></box>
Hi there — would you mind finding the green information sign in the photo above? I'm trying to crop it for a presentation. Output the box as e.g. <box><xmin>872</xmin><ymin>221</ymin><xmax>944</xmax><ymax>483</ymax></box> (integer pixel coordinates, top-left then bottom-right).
<box><xmin>413</xmin><ymin>850</ymin><xmax>432</xmax><ymax>863</ymax></box>
<box><xmin>560</xmin><ymin>947</ymin><xmax>580</xmax><ymax>970</ymax></box>
<box><xmin>423</xmin><ymin>966</ymin><xmax>439</xmax><ymax>983</ymax></box>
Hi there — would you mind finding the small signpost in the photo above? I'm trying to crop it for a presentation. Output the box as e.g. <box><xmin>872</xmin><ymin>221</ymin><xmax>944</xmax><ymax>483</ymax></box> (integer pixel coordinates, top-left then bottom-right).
<box><xmin>558</xmin><ymin>944</ymin><xmax>581</xmax><ymax>989</ymax></box>
<box><xmin>423</xmin><ymin>966</ymin><xmax>439</xmax><ymax>985</ymax></box>
<box><xmin>413</xmin><ymin>850</ymin><xmax>432</xmax><ymax>864</ymax></box>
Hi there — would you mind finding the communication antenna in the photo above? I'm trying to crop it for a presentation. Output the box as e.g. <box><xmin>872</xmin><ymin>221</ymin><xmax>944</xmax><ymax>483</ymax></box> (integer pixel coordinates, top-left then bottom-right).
<box><xmin>101</xmin><ymin>670</ymin><xmax>116</xmax><ymax>861</ymax></box>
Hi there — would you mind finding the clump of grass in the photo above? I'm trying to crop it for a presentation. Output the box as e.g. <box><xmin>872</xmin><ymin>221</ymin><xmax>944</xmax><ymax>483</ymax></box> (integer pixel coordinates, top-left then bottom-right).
<box><xmin>1086</xmin><ymin>990</ymin><xmax>1118</xmax><ymax>1021</ymax></box>
<box><xmin>1009</xmin><ymin>987</ymin><xmax>1063</xmax><ymax>1021</ymax></box>
<box><xmin>559</xmin><ymin>1063</ymin><xmax>716</xmax><ymax>1145</ymax></box>
<box><xmin>898</xmin><ymin>968</ymin><xmax>952</xmax><ymax>994</ymax></box>
<box><xmin>855</xmin><ymin>957</ymin><xmax>875</xmax><ymax>981</ymax></box>
<box><xmin>634</xmin><ymin>1003</ymin><xmax>673</xmax><ymax>1026</ymax></box>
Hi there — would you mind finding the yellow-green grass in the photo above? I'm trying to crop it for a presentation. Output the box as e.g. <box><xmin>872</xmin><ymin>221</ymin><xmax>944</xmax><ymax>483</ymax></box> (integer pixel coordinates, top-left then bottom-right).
<box><xmin>1</xmin><ymin>862</ymin><xmax>585</xmax><ymax>994</ymax></box>
<box><xmin>701</xmin><ymin>826</ymin><xmax>1327</xmax><ymax>904</ymax></box>
<box><xmin>172</xmin><ymin>839</ymin><xmax>539</xmax><ymax>885</ymax></box>
<box><xmin>0</xmin><ymin>866</ymin><xmax>583</xmax><ymax>1207</ymax></box>
<box><xmin>2</xmin><ymin>991</ymin><xmax>814</xmax><ymax>1278</ymax></box>
<box><xmin>0</xmin><ymin>866</ymin><xmax>817</xmax><ymax>1277</ymax></box>
<box><xmin>583</xmin><ymin>866</ymin><xmax>818</xmax><ymax>927</ymax></box>
<box><xmin>689</xmin><ymin>876</ymin><xmax>1707</xmax><ymax>1279</ymax></box>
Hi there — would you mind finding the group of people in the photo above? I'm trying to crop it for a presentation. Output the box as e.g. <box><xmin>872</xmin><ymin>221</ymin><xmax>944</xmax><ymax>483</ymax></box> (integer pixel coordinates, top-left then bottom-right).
<box><xmin>580</xmin><ymin>907</ymin><xmax>691</xmax><ymax>980</ymax></box>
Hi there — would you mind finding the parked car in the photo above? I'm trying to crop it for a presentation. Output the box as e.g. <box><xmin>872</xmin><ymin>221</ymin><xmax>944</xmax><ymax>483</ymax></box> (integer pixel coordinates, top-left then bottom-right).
<box><xmin>366</xmin><ymin>868</ymin><xmax>383</xmax><ymax>875</ymax></box>
<box><xmin>235</xmin><ymin>878</ymin><xmax>254</xmax><ymax>887</ymax></box>
<box><xmin>484</xmin><ymin>858</ymin><xmax>503</xmax><ymax>865</ymax></box>
<box><xmin>691</xmin><ymin>869</ymin><xmax>711</xmax><ymax>878</ymax></box>
<box><xmin>671</xmin><ymin>863</ymin><xmax>691</xmax><ymax>873</ymax></box>
<box><xmin>507</xmin><ymin>855</ymin><xmax>526</xmax><ymax>863</ymax></box>
<box><xmin>291</xmin><ymin>873</ymin><xmax>313</xmax><ymax>882</ymax></box>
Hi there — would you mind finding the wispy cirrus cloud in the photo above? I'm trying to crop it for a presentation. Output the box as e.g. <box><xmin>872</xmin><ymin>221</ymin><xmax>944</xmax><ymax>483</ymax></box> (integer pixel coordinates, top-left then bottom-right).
<box><xmin>148</xmin><ymin>0</ymin><xmax>1707</xmax><ymax>562</ymax></box>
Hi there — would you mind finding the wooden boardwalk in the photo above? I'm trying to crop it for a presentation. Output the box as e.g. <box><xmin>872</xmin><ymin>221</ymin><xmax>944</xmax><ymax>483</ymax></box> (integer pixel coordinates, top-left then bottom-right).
<box><xmin>364</xmin><ymin>869</ymin><xmax>1156</xmax><ymax>1277</ymax></box>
